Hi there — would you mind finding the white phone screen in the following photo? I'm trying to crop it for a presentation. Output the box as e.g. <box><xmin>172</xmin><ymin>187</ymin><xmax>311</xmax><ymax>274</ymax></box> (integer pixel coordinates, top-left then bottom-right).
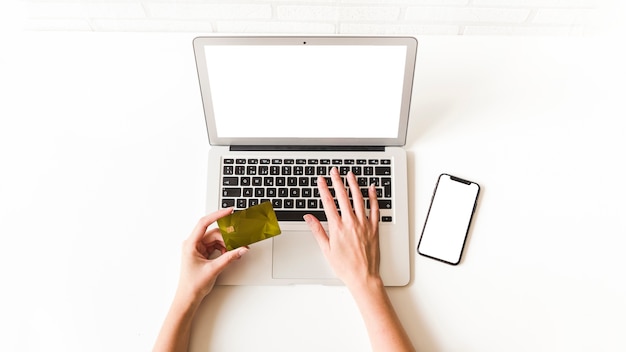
<box><xmin>417</xmin><ymin>174</ymin><xmax>480</xmax><ymax>265</ymax></box>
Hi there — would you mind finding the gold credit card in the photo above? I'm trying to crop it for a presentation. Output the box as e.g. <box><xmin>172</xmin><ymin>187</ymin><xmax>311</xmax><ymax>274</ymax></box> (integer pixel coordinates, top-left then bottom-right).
<box><xmin>217</xmin><ymin>202</ymin><xmax>282</xmax><ymax>251</ymax></box>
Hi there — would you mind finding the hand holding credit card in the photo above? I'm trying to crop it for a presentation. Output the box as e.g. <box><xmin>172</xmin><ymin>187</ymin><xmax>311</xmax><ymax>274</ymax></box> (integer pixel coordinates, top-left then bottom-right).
<box><xmin>217</xmin><ymin>202</ymin><xmax>282</xmax><ymax>251</ymax></box>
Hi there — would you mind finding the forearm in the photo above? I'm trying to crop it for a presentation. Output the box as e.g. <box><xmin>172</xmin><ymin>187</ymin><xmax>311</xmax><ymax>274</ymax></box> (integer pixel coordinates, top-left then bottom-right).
<box><xmin>349</xmin><ymin>278</ymin><xmax>415</xmax><ymax>352</ymax></box>
<box><xmin>153</xmin><ymin>292</ymin><xmax>202</xmax><ymax>352</ymax></box>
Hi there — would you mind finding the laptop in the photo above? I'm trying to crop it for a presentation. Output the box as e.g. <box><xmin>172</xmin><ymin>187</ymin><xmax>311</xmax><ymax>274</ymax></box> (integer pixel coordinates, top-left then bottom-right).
<box><xmin>192</xmin><ymin>36</ymin><xmax>417</xmax><ymax>286</ymax></box>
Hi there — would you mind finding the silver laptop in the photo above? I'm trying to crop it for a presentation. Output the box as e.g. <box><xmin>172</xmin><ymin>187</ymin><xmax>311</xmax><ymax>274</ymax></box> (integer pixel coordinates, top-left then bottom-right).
<box><xmin>193</xmin><ymin>36</ymin><xmax>417</xmax><ymax>286</ymax></box>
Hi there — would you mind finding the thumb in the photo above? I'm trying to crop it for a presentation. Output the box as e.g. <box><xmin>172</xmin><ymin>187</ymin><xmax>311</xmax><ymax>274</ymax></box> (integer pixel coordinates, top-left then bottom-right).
<box><xmin>211</xmin><ymin>247</ymin><xmax>249</xmax><ymax>274</ymax></box>
<box><xmin>304</xmin><ymin>214</ymin><xmax>329</xmax><ymax>254</ymax></box>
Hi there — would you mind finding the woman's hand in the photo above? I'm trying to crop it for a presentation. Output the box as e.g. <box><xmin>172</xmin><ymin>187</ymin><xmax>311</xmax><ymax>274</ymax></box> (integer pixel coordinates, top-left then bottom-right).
<box><xmin>304</xmin><ymin>167</ymin><xmax>381</xmax><ymax>290</ymax></box>
<box><xmin>176</xmin><ymin>208</ymin><xmax>248</xmax><ymax>304</ymax></box>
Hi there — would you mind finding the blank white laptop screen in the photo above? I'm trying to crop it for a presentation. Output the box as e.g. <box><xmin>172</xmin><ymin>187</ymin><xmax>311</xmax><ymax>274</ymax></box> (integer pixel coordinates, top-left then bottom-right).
<box><xmin>203</xmin><ymin>45</ymin><xmax>407</xmax><ymax>139</ymax></box>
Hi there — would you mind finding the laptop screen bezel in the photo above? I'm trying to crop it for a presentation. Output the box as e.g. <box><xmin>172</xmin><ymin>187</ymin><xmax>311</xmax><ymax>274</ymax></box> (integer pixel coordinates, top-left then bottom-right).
<box><xmin>193</xmin><ymin>36</ymin><xmax>417</xmax><ymax>147</ymax></box>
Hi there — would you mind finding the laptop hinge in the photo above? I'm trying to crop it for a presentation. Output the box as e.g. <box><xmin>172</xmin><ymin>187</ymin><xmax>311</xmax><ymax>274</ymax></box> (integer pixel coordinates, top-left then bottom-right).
<box><xmin>229</xmin><ymin>145</ymin><xmax>385</xmax><ymax>152</ymax></box>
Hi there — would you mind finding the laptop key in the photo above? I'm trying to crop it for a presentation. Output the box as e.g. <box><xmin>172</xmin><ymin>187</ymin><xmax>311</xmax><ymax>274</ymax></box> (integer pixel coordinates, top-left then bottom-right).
<box><xmin>223</xmin><ymin>188</ymin><xmax>241</xmax><ymax>197</ymax></box>
<box><xmin>382</xmin><ymin>178</ymin><xmax>392</xmax><ymax>197</ymax></box>
<box><xmin>274</xmin><ymin>210</ymin><xmax>327</xmax><ymax>222</ymax></box>
<box><xmin>378</xmin><ymin>200</ymin><xmax>392</xmax><ymax>209</ymax></box>
<box><xmin>375</xmin><ymin>166</ymin><xmax>391</xmax><ymax>175</ymax></box>
<box><xmin>223</xmin><ymin>177</ymin><xmax>238</xmax><ymax>186</ymax></box>
<box><xmin>222</xmin><ymin>199</ymin><xmax>235</xmax><ymax>208</ymax></box>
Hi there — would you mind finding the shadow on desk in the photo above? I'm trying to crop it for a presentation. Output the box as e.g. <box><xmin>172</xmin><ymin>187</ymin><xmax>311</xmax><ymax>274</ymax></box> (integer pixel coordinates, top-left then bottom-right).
<box><xmin>403</xmin><ymin>149</ymin><xmax>440</xmax><ymax>351</ymax></box>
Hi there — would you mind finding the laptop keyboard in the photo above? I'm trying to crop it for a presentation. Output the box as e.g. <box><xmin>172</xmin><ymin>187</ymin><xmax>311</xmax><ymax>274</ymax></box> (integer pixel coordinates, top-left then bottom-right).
<box><xmin>220</xmin><ymin>157</ymin><xmax>393</xmax><ymax>222</ymax></box>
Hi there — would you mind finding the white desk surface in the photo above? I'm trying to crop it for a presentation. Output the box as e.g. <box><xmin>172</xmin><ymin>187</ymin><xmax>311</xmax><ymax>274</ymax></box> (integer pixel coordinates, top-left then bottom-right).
<box><xmin>1</xmin><ymin>32</ymin><xmax>625</xmax><ymax>352</ymax></box>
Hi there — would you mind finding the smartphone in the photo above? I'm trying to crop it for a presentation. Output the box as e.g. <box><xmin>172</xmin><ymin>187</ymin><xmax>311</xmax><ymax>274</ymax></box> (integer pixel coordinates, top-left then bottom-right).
<box><xmin>417</xmin><ymin>173</ymin><xmax>480</xmax><ymax>265</ymax></box>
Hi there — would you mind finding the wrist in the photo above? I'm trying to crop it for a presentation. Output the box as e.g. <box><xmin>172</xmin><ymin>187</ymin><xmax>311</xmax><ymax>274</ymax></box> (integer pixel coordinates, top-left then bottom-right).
<box><xmin>173</xmin><ymin>287</ymin><xmax>204</xmax><ymax>312</ymax></box>
<box><xmin>346</xmin><ymin>275</ymin><xmax>385</xmax><ymax>299</ymax></box>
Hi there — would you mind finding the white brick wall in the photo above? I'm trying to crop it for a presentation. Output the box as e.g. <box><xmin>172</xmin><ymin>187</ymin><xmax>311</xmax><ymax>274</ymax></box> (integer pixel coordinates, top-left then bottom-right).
<box><xmin>405</xmin><ymin>7</ymin><xmax>531</xmax><ymax>23</ymax></box>
<box><xmin>23</xmin><ymin>0</ymin><xmax>603</xmax><ymax>35</ymax></box>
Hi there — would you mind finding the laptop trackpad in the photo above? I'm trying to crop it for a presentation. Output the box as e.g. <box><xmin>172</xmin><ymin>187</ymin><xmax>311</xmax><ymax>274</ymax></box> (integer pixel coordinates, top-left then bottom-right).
<box><xmin>272</xmin><ymin>231</ymin><xmax>335</xmax><ymax>279</ymax></box>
